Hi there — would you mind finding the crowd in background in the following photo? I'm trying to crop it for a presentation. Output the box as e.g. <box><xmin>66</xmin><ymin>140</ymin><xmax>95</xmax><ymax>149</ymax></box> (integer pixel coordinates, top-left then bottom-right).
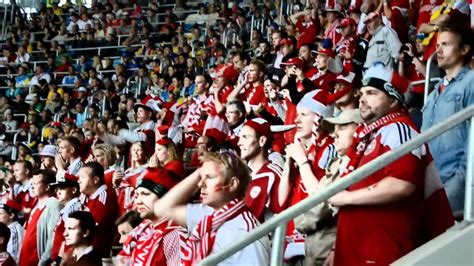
<box><xmin>0</xmin><ymin>0</ymin><xmax>473</xmax><ymax>265</ymax></box>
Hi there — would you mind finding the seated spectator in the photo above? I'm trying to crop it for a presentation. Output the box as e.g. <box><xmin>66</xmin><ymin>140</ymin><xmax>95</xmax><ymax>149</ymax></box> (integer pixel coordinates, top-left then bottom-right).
<box><xmin>155</xmin><ymin>151</ymin><xmax>271</xmax><ymax>265</ymax></box>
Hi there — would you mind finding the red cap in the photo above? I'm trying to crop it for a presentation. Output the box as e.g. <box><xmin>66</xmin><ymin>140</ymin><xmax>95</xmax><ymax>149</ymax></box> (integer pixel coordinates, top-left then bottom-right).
<box><xmin>340</xmin><ymin>18</ymin><xmax>356</xmax><ymax>28</ymax></box>
<box><xmin>51</xmin><ymin>122</ymin><xmax>62</xmax><ymax>128</ymax></box>
<box><xmin>156</xmin><ymin>137</ymin><xmax>173</xmax><ymax>146</ymax></box>
<box><xmin>312</xmin><ymin>48</ymin><xmax>336</xmax><ymax>58</ymax></box>
<box><xmin>280</xmin><ymin>57</ymin><xmax>304</xmax><ymax>69</ymax></box>
<box><xmin>137</xmin><ymin>167</ymin><xmax>180</xmax><ymax>197</ymax></box>
<box><xmin>19</xmin><ymin>123</ymin><xmax>29</xmax><ymax>129</ymax></box>
<box><xmin>277</xmin><ymin>38</ymin><xmax>294</xmax><ymax>49</ymax></box>
<box><xmin>0</xmin><ymin>199</ymin><xmax>22</xmax><ymax>213</ymax></box>
<box><xmin>243</xmin><ymin>118</ymin><xmax>273</xmax><ymax>143</ymax></box>
<box><xmin>157</xmin><ymin>125</ymin><xmax>169</xmax><ymax>137</ymax></box>
<box><xmin>64</xmin><ymin>117</ymin><xmax>75</xmax><ymax>125</ymax></box>
<box><xmin>216</xmin><ymin>64</ymin><xmax>240</xmax><ymax>85</ymax></box>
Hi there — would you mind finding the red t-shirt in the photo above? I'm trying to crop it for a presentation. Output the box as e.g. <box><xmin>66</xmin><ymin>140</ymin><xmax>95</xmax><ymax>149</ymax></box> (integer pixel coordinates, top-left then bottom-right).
<box><xmin>335</xmin><ymin>121</ymin><xmax>426</xmax><ymax>265</ymax></box>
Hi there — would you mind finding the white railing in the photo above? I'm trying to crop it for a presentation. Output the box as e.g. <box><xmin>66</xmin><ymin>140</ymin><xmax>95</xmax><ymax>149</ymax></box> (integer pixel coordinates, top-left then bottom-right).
<box><xmin>200</xmin><ymin>104</ymin><xmax>474</xmax><ymax>265</ymax></box>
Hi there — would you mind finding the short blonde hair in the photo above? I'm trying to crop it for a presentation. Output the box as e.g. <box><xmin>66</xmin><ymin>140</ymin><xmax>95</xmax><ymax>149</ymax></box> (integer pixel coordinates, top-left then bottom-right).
<box><xmin>199</xmin><ymin>151</ymin><xmax>250</xmax><ymax>198</ymax></box>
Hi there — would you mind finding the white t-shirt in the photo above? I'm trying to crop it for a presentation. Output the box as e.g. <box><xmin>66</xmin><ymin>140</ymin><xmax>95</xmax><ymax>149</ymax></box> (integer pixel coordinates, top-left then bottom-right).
<box><xmin>186</xmin><ymin>203</ymin><xmax>270</xmax><ymax>265</ymax></box>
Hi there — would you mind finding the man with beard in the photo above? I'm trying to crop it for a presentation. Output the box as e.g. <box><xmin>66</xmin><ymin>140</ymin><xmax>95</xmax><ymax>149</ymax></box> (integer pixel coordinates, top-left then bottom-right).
<box><xmin>329</xmin><ymin>64</ymin><xmax>454</xmax><ymax>265</ymax></box>
<box><xmin>238</xmin><ymin>118</ymin><xmax>283</xmax><ymax>222</ymax></box>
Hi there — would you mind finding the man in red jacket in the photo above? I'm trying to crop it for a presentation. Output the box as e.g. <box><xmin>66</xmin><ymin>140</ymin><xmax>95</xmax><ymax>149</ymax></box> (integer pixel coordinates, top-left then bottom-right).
<box><xmin>78</xmin><ymin>162</ymin><xmax>119</xmax><ymax>258</ymax></box>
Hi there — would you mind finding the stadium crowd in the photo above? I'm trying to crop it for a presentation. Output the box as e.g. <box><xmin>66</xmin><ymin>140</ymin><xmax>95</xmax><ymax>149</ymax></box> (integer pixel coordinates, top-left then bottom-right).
<box><xmin>0</xmin><ymin>0</ymin><xmax>473</xmax><ymax>265</ymax></box>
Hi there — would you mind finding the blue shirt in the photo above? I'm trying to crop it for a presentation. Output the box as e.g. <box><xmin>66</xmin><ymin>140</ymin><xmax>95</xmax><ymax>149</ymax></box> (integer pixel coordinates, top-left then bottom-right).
<box><xmin>421</xmin><ymin>66</ymin><xmax>474</xmax><ymax>182</ymax></box>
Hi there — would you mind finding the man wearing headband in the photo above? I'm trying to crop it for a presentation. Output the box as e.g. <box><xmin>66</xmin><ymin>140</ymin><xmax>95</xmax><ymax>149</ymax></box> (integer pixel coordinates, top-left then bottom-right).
<box><xmin>120</xmin><ymin>167</ymin><xmax>185</xmax><ymax>265</ymax></box>
<box><xmin>155</xmin><ymin>151</ymin><xmax>270</xmax><ymax>265</ymax></box>
<box><xmin>328</xmin><ymin>64</ymin><xmax>453</xmax><ymax>265</ymax></box>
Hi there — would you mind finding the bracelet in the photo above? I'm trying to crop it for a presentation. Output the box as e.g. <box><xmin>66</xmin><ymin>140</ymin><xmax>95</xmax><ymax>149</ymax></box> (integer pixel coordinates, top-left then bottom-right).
<box><xmin>299</xmin><ymin>160</ymin><xmax>310</xmax><ymax>168</ymax></box>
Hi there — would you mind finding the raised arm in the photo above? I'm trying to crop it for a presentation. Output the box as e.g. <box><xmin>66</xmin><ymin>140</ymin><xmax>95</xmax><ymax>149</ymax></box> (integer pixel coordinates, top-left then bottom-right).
<box><xmin>154</xmin><ymin>169</ymin><xmax>201</xmax><ymax>227</ymax></box>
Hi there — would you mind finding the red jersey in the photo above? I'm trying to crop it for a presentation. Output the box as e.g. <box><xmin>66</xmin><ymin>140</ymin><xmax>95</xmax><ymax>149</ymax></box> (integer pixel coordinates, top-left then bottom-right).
<box><xmin>13</xmin><ymin>182</ymin><xmax>36</xmax><ymax>214</ymax></box>
<box><xmin>117</xmin><ymin>166</ymin><xmax>145</xmax><ymax>216</ymax></box>
<box><xmin>238</xmin><ymin>83</ymin><xmax>265</xmax><ymax>106</ymax></box>
<box><xmin>81</xmin><ymin>185</ymin><xmax>119</xmax><ymax>257</ymax></box>
<box><xmin>18</xmin><ymin>203</ymin><xmax>46</xmax><ymax>266</ymax></box>
<box><xmin>295</xmin><ymin>18</ymin><xmax>320</xmax><ymax>48</ymax></box>
<box><xmin>335</xmin><ymin>121</ymin><xmax>426</xmax><ymax>265</ymax></box>
<box><xmin>245</xmin><ymin>162</ymin><xmax>284</xmax><ymax>223</ymax></box>
<box><xmin>309</xmin><ymin>70</ymin><xmax>338</xmax><ymax>92</ymax></box>
<box><xmin>104</xmin><ymin>168</ymin><xmax>115</xmax><ymax>189</ymax></box>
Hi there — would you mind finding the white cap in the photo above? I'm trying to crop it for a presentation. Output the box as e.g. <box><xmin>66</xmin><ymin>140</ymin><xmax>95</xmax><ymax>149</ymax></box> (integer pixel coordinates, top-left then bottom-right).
<box><xmin>39</xmin><ymin>145</ymin><xmax>58</xmax><ymax>157</ymax></box>
<box><xmin>78</xmin><ymin>87</ymin><xmax>87</xmax><ymax>92</ymax></box>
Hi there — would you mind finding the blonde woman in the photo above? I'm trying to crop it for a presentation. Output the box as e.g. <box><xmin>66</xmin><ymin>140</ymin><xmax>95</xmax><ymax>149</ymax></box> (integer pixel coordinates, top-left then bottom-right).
<box><xmin>90</xmin><ymin>144</ymin><xmax>118</xmax><ymax>188</ymax></box>
<box><xmin>114</xmin><ymin>142</ymin><xmax>148</xmax><ymax>215</ymax></box>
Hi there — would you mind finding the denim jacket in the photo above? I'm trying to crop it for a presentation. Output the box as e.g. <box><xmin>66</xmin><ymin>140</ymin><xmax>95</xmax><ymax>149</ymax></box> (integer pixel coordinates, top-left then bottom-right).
<box><xmin>421</xmin><ymin>66</ymin><xmax>474</xmax><ymax>183</ymax></box>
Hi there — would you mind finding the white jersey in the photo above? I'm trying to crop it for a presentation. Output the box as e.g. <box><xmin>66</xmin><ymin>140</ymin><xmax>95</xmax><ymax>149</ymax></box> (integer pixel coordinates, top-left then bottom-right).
<box><xmin>186</xmin><ymin>203</ymin><xmax>270</xmax><ymax>265</ymax></box>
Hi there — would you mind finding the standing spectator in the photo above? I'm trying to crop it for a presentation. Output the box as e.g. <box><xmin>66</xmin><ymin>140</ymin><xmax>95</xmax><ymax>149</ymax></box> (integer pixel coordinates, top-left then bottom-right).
<box><xmin>50</xmin><ymin>173</ymin><xmax>82</xmax><ymax>264</ymax></box>
<box><xmin>290</xmin><ymin>8</ymin><xmax>321</xmax><ymax>49</ymax></box>
<box><xmin>62</xmin><ymin>211</ymin><xmax>102</xmax><ymax>265</ymax></box>
<box><xmin>329</xmin><ymin>65</ymin><xmax>454</xmax><ymax>265</ymax></box>
<box><xmin>77</xmin><ymin>162</ymin><xmax>118</xmax><ymax>258</ymax></box>
<box><xmin>421</xmin><ymin>26</ymin><xmax>474</xmax><ymax>214</ymax></box>
<box><xmin>18</xmin><ymin>169</ymin><xmax>61</xmax><ymax>266</ymax></box>
<box><xmin>287</xmin><ymin>109</ymin><xmax>363</xmax><ymax>265</ymax></box>
<box><xmin>0</xmin><ymin>199</ymin><xmax>24</xmax><ymax>263</ymax></box>
<box><xmin>155</xmin><ymin>151</ymin><xmax>270</xmax><ymax>265</ymax></box>
<box><xmin>12</xmin><ymin>160</ymin><xmax>35</xmax><ymax>218</ymax></box>
<box><xmin>55</xmin><ymin>136</ymin><xmax>83</xmax><ymax>181</ymax></box>
<box><xmin>363</xmin><ymin>11</ymin><xmax>402</xmax><ymax>69</ymax></box>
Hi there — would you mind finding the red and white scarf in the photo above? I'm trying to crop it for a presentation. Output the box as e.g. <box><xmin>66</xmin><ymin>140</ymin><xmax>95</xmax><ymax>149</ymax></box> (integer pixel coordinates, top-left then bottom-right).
<box><xmin>181</xmin><ymin>199</ymin><xmax>248</xmax><ymax>266</ymax></box>
<box><xmin>342</xmin><ymin>112</ymin><xmax>406</xmax><ymax>176</ymax></box>
<box><xmin>121</xmin><ymin>219</ymin><xmax>184</xmax><ymax>265</ymax></box>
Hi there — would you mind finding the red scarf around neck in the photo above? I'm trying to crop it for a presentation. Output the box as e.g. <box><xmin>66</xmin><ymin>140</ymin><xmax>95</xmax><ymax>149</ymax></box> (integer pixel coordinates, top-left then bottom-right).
<box><xmin>342</xmin><ymin>112</ymin><xmax>408</xmax><ymax>176</ymax></box>
<box><xmin>181</xmin><ymin>199</ymin><xmax>248</xmax><ymax>266</ymax></box>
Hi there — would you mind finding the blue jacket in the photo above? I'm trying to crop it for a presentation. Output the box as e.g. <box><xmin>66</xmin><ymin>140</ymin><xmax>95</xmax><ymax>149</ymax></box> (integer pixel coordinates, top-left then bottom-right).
<box><xmin>421</xmin><ymin>66</ymin><xmax>474</xmax><ymax>183</ymax></box>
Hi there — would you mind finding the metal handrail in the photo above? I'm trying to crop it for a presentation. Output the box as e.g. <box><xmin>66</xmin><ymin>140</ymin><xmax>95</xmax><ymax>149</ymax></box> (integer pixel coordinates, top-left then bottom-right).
<box><xmin>200</xmin><ymin>104</ymin><xmax>474</xmax><ymax>265</ymax></box>
<box><xmin>424</xmin><ymin>52</ymin><xmax>437</xmax><ymax>104</ymax></box>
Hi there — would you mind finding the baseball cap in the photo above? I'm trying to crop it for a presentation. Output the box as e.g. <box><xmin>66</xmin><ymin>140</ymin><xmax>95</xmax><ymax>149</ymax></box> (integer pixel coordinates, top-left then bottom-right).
<box><xmin>311</xmin><ymin>48</ymin><xmax>336</xmax><ymax>58</ymax></box>
<box><xmin>243</xmin><ymin>118</ymin><xmax>273</xmax><ymax>143</ymax></box>
<box><xmin>78</xmin><ymin>87</ymin><xmax>87</xmax><ymax>93</ymax></box>
<box><xmin>280</xmin><ymin>57</ymin><xmax>304</xmax><ymax>69</ymax></box>
<box><xmin>50</xmin><ymin>173</ymin><xmax>79</xmax><ymax>188</ymax></box>
<box><xmin>322</xmin><ymin>109</ymin><xmax>363</xmax><ymax>130</ymax></box>
<box><xmin>276</xmin><ymin>38</ymin><xmax>294</xmax><ymax>49</ymax></box>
